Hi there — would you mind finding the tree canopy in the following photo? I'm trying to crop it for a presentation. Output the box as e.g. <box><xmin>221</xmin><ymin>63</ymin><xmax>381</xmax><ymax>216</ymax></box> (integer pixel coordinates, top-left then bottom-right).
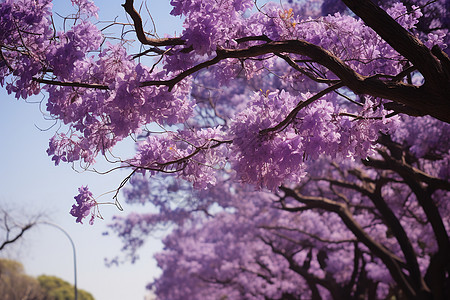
<box><xmin>38</xmin><ymin>275</ymin><xmax>95</xmax><ymax>300</ymax></box>
<box><xmin>0</xmin><ymin>258</ymin><xmax>43</xmax><ymax>300</ymax></box>
<box><xmin>0</xmin><ymin>259</ymin><xmax>95</xmax><ymax>300</ymax></box>
<box><xmin>1</xmin><ymin>0</ymin><xmax>449</xmax><ymax>299</ymax></box>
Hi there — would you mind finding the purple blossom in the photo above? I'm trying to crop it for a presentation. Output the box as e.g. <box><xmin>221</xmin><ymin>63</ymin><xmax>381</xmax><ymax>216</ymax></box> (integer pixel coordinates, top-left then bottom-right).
<box><xmin>71</xmin><ymin>0</ymin><xmax>98</xmax><ymax>18</ymax></box>
<box><xmin>70</xmin><ymin>186</ymin><xmax>96</xmax><ymax>225</ymax></box>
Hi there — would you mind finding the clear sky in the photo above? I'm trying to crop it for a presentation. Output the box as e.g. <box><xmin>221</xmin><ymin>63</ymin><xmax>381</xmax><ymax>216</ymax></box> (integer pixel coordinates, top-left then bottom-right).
<box><xmin>0</xmin><ymin>1</ymin><xmax>183</xmax><ymax>299</ymax></box>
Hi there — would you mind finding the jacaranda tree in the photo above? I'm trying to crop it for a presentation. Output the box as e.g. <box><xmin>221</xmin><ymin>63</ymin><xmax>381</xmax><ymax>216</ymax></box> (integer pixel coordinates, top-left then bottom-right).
<box><xmin>1</xmin><ymin>0</ymin><xmax>449</xmax><ymax>299</ymax></box>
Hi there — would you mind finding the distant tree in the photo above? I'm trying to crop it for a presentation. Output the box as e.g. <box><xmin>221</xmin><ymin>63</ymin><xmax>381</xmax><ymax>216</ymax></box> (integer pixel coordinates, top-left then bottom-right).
<box><xmin>0</xmin><ymin>259</ymin><xmax>95</xmax><ymax>300</ymax></box>
<box><xmin>0</xmin><ymin>259</ymin><xmax>44</xmax><ymax>300</ymax></box>
<box><xmin>37</xmin><ymin>275</ymin><xmax>94</xmax><ymax>300</ymax></box>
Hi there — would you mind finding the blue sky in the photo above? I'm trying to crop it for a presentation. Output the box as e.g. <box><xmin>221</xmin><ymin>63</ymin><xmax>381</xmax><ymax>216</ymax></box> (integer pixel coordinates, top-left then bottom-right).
<box><xmin>0</xmin><ymin>1</ymin><xmax>183</xmax><ymax>299</ymax></box>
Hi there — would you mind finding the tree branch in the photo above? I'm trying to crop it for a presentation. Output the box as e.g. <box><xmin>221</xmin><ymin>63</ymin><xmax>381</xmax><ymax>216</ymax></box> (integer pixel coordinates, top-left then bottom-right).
<box><xmin>259</xmin><ymin>82</ymin><xmax>344</xmax><ymax>135</ymax></box>
<box><xmin>0</xmin><ymin>219</ymin><xmax>35</xmax><ymax>252</ymax></box>
<box><xmin>122</xmin><ymin>0</ymin><xmax>185</xmax><ymax>47</ymax></box>
<box><xmin>140</xmin><ymin>40</ymin><xmax>450</xmax><ymax>122</ymax></box>
<box><xmin>341</xmin><ymin>0</ymin><xmax>450</xmax><ymax>91</ymax></box>
<box><xmin>259</xmin><ymin>236</ymin><xmax>338</xmax><ymax>298</ymax></box>
<box><xmin>365</xmin><ymin>149</ymin><xmax>450</xmax><ymax>266</ymax></box>
<box><xmin>33</xmin><ymin>78</ymin><xmax>109</xmax><ymax>90</ymax></box>
<box><xmin>280</xmin><ymin>186</ymin><xmax>417</xmax><ymax>299</ymax></box>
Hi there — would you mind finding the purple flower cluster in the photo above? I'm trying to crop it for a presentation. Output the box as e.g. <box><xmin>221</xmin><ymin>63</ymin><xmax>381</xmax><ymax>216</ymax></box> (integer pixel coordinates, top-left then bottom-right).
<box><xmin>230</xmin><ymin>90</ymin><xmax>396</xmax><ymax>189</ymax></box>
<box><xmin>131</xmin><ymin>127</ymin><xmax>228</xmax><ymax>189</ymax></box>
<box><xmin>71</xmin><ymin>0</ymin><xmax>98</xmax><ymax>18</ymax></box>
<box><xmin>0</xmin><ymin>0</ymin><xmax>53</xmax><ymax>98</ymax></box>
<box><xmin>170</xmin><ymin>0</ymin><xmax>253</xmax><ymax>54</ymax></box>
<box><xmin>70</xmin><ymin>186</ymin><xmax>96</xmax><ymax>225</ymax></box>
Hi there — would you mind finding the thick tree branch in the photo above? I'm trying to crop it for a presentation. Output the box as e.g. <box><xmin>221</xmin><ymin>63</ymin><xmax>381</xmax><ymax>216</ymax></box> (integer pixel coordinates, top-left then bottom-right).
<box><xmin>122</xmin><ymin>0</ymin><xmax>185</xmax><ymax>47</ymax></box>
<box><xmin>140</xmin><ymin>40</ymin><xmax>450</xmax><ymax>122</ymax></box>
<box><xmin>259</xmin><ymin>237</ymin><xmax>341</xmax><ymax>299</ymax></box>
<box><xmin>33</xmin><ymin>78</ymin><xmax>109</xmax><ymax>90</ymax></box>
<box><xmin>365</xmin><ymin>150</ymin><xmax>450</xmax><ymax>262</ymax></box>
<box><xmin>345</xmin><ymin>243</ymin><xmax>361</xmax><ymax>297</ymax></box>
<box><xmin>361</xmin><ymin>139</ymin><xmax>449</xmax><ymax>299</ymax></box>
<box><xmin>341</xmin><ymin>0</ymin><xmax>450</xmax><ymax>91</ymax></box>
<box><xmin>325</xmin><ymin>160</ymin><xmax>441</xmax><ymax>294</ymax></box>
<box><xmin>370</xmin><ymin>179</ymin><xmax>427</xmax><ymax>293</ymax></box>
<box><xmin>280</xmin><ymin>186</ymin><xmax>417</xmax><ymax>299</ymax></box>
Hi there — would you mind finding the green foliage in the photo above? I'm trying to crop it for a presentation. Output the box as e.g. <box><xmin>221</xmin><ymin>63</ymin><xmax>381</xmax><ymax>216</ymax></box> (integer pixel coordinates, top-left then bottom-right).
<box><xmin>37</xmin><ymin>275</ymin><xmax>94</xmax><ymax>300</ymax></box>
<box><xmin>0</xmin><ymin>258</ymin><xmax>44</xmax><ymax>300</ymax></box>
<box><xmin>0</xmin><ymin>259</ymin><xmax>94</xmax><ymax>300</ymax></box>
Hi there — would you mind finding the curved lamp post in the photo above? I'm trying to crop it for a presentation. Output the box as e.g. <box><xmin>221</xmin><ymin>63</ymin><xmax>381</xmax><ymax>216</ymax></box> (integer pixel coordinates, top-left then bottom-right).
<box><xmin>41</xmin><ymin>221</ymin><xmax>78</xmax><ymax>300</ymax></box>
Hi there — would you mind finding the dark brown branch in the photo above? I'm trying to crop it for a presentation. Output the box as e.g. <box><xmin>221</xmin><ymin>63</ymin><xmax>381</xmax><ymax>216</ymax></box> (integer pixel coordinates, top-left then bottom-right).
<box><xmin>342</xmin><ymin>0</ymin><xmax>450</xmax><ymax>91</ymax></box>
<box><xmin>235</xmin><ymin>35</ymin><xmax>271</xmax><ymax>44</ymax></box>
<box><xmin>369</xmin><ymin>153</ymin><xmax>450</xmax><ymax>299</ymax></box>
<box><xmin>280</xmin><ymin>186</ymin><xmax>416</xmax><ymax>299</ymax></box>
<box><xmin>369</xmin><ymin>179</ymin><xmax>427</xmax><ymax>292</ymax></box>
<box><xmin>345</xmin><ymin>243</ymin><xmax>361</xmax><ymax>296</ymax></box>
<box><xmin>383</xmin><ymin>102</ymin><xmax>425</xmax><ymax>117</ymax></box>
<box><xmin>259</xmin><ymin>81</ymin><xmax>344</xmax><ymax>135</ymax></box>
<box><xmin>122</xmin><ymin>0</ymin><xmax>185</xmax><ymax>47</ymax></box>
<box><xmin>364</xmin><ymin>151</ymin><xmax>450</xmax><ymax>192</ymax></box>
<box><xmin>33</xmin><ymin>78</ymin><xmax>109</xmax><ymax>90</ymax></box>
<box><xmin>391</xmin><ymin>65</ymin><xmax>417</xmax><ymax>83</ymax></box>
<box><xmin>324</xmin><ymin>162</ymin><xmax>436</xmax><ymax>293</ymax></box>
<box><xmin>138</xmin><ymin>40</ymin><xmax>362</xmax><ymax>91</ymax></box>
<box><xmin>260</xmin><ymin>237</ymin><xmax>347</xmax><ymax>299</ymax></box>
<box><xmin>365</xmin><ymin>149</ymin><xmax>450</xmax><ymax>256</ymax></box>
<box><xmin>431</xmin><ymin>45</ymin><xmax>450</xmax><ymax>79</ymax></box>
<box><xmin>275</xmin><ymin>53</ymin><xmax>341</xmax><ymax>84</ymax></box>
<box><xmin>0</xmin><ymin>224</ymin><xmax>32</xmax><ymax>250</ymax></box>
<box><xmin>140</xmin><ymin>55</ymin><xmax>222</xmax><ymax>91</ymax></box>
<box><xmin>132</xmin><ymin>47</ymin><xmax>167</xmax><ymax>59</ymax></box>
<box><xmin>140</xmin><ymin>40</ymin><xmax>450</xmax><ymax>122</ymax></box>
<box><xmin>0</xmin><ymin>221</ymin><xmax>35</xmax><ymax>251</ymax></box>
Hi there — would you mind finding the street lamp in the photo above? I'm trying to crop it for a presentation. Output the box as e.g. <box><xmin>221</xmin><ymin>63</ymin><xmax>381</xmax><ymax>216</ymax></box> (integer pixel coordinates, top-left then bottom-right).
<box><xmin>41</xmin><ymin>221</ymin><xmax>78</xmax><ymax>300</ymax></box>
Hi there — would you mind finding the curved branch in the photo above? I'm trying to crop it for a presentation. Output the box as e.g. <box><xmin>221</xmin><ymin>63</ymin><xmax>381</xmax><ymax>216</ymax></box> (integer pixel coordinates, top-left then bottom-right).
<box><xmin>140</xmin><ymin>55</ymin><xmax>222</xmax><ymax>91</ymax></box>
<box><xmin>364</xmin><ymin>156</ymin><xmax>450</xmax><ymax>192</ymax></box>
<box><xmin>259</xmin><ymin>82</ymin><xmax>344</xmax><ymax>135</ymax></box>
<box><xmin>0</xmin><ymin>223</ymin><xmax>34</xmax><ymax>251</ymax></box>
<box><xmin>320</xmin><ymin>166</ymin><xmax>435</xmax><ymax>294</ymax></box>
<box><xmin>275</xmin><ymin>53</ymin><xmax>340</xmax><ymax>84</ymax></box>
<box><xmin>323</xmin><ymin>168</ymin><xmax>429</xmax><ymax>292</ymax></box>
<box><xmin>279</xmin><ymin>186</ymin><xmax>417</xmax><ymax>299</ymax></box>
<box><xmin>140</xmin><ymin>40</ymin><xmax>450</xmax><ymax>122</ymax></box>
<box><xmin>365</xmin><ymin>150</ymin><xmax>450</xmax><ymax>264</ymax></box>
<box><xmin>259</xmin><ymin>236</ymin><xmax>340</xmax><ymax>299</ymax></box>
<box><xmin>0</xmin><ymin>210</ymin><xmax>37</xmax><ymax>252</ymax></box>
<box><xmin>342</xmin><ymin>0</ymin><xmax>450</xmax><ymax>90</ymax></box>
<box><xmin>122</xmin><ymin>0</ymin><xmax>185</xmax><ymax>47</ymax></box>
<box><xmin>33</xmin><ymin>78</ymin><xmax>109</xmax><ymax>90</ymax></box>
<box><xmin>369</xmin><ymin>179</ymin><xmax>427</xmax><ymax>292</ymax></box>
